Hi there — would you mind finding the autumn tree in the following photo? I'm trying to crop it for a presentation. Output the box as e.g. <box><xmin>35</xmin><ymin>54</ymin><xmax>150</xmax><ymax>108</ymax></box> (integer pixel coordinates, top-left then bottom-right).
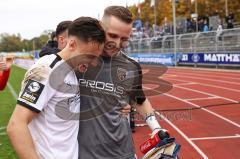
<box><xmin>129</xmin><ymin>0</ymin><xmax>240</xmax><ymax>26</ymax></box>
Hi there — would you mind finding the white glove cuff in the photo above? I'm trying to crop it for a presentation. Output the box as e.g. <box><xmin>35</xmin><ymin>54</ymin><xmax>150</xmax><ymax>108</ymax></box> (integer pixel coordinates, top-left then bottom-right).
<box><xmin>145</xmin><ymin>115</ymin><xmax>161</xmax><ymax>131</ymax></box>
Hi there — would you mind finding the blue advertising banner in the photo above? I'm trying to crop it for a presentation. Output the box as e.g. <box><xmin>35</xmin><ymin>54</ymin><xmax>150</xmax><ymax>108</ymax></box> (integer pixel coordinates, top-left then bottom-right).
<box><xmin>128</xmin><ymin>53</ymin><xmax>176</xmax><ymax>66</ymax></box>
<box><xmin>178</xmin><ymin>53</ymin><xmax>240</xmax><ymax>65</ymax></box>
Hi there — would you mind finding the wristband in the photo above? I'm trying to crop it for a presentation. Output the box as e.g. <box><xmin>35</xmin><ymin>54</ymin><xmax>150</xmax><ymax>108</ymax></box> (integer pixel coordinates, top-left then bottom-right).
<box><xmin>145</xmin><ymin>115</ymin><xmax>161</xmax><ymax>131</ymax></box>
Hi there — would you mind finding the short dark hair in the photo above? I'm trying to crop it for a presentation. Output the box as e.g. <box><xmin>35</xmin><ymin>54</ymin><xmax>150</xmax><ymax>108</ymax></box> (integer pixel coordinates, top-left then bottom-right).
<box><xmin>103</xmin><ymin>6</ymin><xmax>133</xmax><ymax>24</ymax></box>
<box><xmin>50</xmin><ymin>31</ymin><xmax>56</xmax><ymax>40</ymax></box>
<box><xmin>56</xmin><ymin>20</ymin><xmax>72</xmax><ymax>36</ymax></box>
<box><xmin>68</xmin><ymin>17</ymin><xmax>105</xmax><ymax>44</ymax></box>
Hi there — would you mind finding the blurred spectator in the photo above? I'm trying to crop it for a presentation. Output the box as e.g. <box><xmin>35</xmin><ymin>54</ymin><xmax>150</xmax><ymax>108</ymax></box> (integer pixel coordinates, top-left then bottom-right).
<box><xmin>216</xmin><ymin>19</ymin><xmax>223</xmax><ymax>41</ymax></box>
<box><xmin>134</xmin><ymin>17</ymin><xmax>143</xmax><ymax>32</ymax></box>
<box><xmin>226</xmin><ymin>12</ymin><xmax>234</xmax><ymax>29</ymax></box>
<box><xmin>187</xmin><ymin>18</ymin><xmax>194</xmax><ymax>33</ymax></box>
<box><xmin>163</xmin><ymin>23</ymin><xmax>171</xmax><ymax>35</ymax></box>
<box><xmin>130</xmin><ymin>12</ymin><xmax>238</xmax><ymax>40</ymax></box>
<box><xmin>39</xmin><ymin>31</ymin><xmax>58</xmax><ymax>57</ymax></box>
<box><xmin>0</xmin><ymin>56</ymin><xmax>13</xmax><ymax>91</ymax></box>
<box><xmin>39</xmin><ymin>20</ymin><xmax>72</xmax><ymax>57</ymax></box>
<box><xmin>153</xmin><ymin>24</ymin><xmax>160</xmax><ymax>36</ymax></box>
<box><xmin>203</xmin><ymin>20</ymin><xmax>209</xmax><ymax>32</ymax></box>
<box><xmin>177</xmin><ymin>21</ymin><xmax>184</xmax><ymax>34</ymax></box>
<box><xmin>198</xmin><ymin>18</ymin><xmax>204</xmax><ymax>32</ymax></box>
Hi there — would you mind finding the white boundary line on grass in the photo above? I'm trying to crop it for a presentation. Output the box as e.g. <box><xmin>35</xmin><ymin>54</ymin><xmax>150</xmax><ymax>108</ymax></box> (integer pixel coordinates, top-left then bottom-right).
<box><xmin>0</xmin><ymin>132</ymin><xmax>7</xmax><ymax>136</ymax></box>
<box><xmin>13</xmin><ymin>64</ymin><xmax>28</xmax><ymax>70</ymax></box>
<box><xmin>6</xmin><ymin>64</ymin><xmax>26</xmax><ymax>100</ymax></box>
<box><xmin>7</xmin><ymin>83</ymin><xmax>18</xmax><ymax>99</ymax></box>
<box><xmin>0</xmin><ymin>126</ymin><xmax>6</xmax><ymax>136</ymax></box>
<box><xmin>190</xmin><ymin>135</ymin><xmax>240</xmax><ymax>141</ymax></box>
<box><xmin>0</xmin><ymin>126</ymin><xmax>6</xmax><ymax>131</ymax></box>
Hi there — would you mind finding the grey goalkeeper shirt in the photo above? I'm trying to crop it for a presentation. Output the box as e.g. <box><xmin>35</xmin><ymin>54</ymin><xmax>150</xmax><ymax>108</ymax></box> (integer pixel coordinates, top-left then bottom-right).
<box><xmin>77</xmin><ymin>52</ymin><xmax>146</xmax><ymax>159</ymax></box>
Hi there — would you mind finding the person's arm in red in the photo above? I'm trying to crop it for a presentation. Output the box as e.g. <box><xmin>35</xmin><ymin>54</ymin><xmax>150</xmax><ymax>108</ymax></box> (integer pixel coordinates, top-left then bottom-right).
<box><xmin>0</xmin><ymin>69</ymin><xmax>10</xmax><ymax>91</ymax></box>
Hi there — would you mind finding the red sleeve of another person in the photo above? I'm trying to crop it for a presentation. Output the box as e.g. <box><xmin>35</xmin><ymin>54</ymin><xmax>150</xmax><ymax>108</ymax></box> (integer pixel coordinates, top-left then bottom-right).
<box><xmin>0</xmin><ymin>69</ymin><xmax>10</xmax><ymax>91</ymax></box>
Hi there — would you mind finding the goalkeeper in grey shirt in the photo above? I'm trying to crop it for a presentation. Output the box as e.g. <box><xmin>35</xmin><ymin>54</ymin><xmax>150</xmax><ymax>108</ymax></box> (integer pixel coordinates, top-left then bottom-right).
<box><xmin>77</xmin><ymin>6</ymin><xmax>167</xmax><ymax>159</ymax></box>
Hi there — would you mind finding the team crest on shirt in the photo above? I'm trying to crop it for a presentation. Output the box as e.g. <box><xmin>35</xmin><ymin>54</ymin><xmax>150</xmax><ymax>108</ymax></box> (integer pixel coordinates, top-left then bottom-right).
<box><xmin>20</xmin><ymin>79</ymin><xmax>45</xmax><ymax>104</ymax></box>
<box><xmin>117</xmin><ymin>67</ymin><xmax>127</xmax><ymax>81</ymax></box>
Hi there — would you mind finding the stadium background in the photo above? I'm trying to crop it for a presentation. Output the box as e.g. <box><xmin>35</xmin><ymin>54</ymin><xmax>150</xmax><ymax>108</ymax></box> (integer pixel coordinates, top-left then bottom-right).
<box><xmin>1</xmin><ymin>0</ymin><xmax>240</xmax><ymax>158</ymax></box>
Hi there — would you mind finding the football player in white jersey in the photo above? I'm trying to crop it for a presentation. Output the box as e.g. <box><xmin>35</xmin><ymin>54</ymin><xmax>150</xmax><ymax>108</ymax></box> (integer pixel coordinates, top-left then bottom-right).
<box><xmin>7</xmin><ymin>17</ymin><xmax>105</xmax><ymax>159</ymax></box>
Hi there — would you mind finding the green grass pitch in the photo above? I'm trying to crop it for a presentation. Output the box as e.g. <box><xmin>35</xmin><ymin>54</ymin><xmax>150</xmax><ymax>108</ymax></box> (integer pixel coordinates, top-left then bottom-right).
<box><xmin>0</xmin><ymin>65</ymin><xmax>26</xmax><ymax>159</ymax></box>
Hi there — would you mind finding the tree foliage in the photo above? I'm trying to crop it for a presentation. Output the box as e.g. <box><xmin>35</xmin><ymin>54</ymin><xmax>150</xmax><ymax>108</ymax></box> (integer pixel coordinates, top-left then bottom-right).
<box><xmin>129</xmin><ymin>0</ymin><xmax>240</xmax><ymax>25</ymax></box>
<box><xmin>0</xmin><ymin>30</ymin><xmax>52</xmax><ymax>52</ymax></box>
<box><xmin>0</xmin><ymin>34</ymin><xmax>22</xmax><ymax>52</ymax></box>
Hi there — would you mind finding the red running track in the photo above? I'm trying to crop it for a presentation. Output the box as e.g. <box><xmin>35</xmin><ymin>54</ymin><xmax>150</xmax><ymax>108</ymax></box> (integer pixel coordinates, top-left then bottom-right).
<box><xmin>133</xmin><ymin>66</ymin><xmax>240</xmax><ymax>159</ymax></box>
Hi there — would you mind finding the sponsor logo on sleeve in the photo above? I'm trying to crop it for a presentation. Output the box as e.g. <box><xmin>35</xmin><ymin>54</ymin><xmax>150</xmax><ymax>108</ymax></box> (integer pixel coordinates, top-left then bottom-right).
<box><xmin>20</xmin><ymin>79</ymin><xmax>45</xmax><ymax>104</ymax></box>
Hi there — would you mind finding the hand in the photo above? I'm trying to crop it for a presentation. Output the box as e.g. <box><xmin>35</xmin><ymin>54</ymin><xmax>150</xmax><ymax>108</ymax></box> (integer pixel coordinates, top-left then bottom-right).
<box><xmin>0</xmin><ymin>59</ymin><xmax>7</xmax><ymax>71</ymax></box>
<box><xmin>151</xmin><ymin>128</ymin><xmax>169</xmax><ymax>139</ymax></box>
<box><xmin>5</xmin><ymin>56</ymin><xmax>14</xmax><ymax>69</ymax></box>
<box><xmin>121</xmin><ymin>104</ymin><xmax>131</xmax><ymax>118</ymax></box>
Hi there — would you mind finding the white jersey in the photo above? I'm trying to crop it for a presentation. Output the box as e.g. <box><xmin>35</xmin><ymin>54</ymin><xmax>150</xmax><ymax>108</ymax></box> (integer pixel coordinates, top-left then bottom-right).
<box><xmin>17</xmin><ymin>54</ymin><xmax>80</xmax><ymax>159</ymax></box>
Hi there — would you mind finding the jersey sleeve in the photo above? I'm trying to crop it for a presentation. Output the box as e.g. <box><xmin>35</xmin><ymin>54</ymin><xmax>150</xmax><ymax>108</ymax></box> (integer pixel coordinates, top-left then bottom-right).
<box><xmin>0</xmin><ymin>69</ymin><xmax>10</xmax><ymax>91</ymax></box>
<box><xmin>17</xmin><ymin>63</ymin><xmax>55</xmax><ymax>113</ymax></box>
<box><xmin>129</xmin><ymin>64</ymin><xmax>146</xmax><ymax>105</ymax></box>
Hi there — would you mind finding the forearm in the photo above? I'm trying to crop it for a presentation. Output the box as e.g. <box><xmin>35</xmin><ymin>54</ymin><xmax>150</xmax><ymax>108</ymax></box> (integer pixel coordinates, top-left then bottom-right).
<box><xmin>136</xmin><ymin>99</ymin><xmax>162</xmax><ymax>131</ymax></box>
<box><xmin>7</xmin><ymin>121</ymin><xmax>39</xmax><ymax>159</ymax></box>
<box><xmin>135</xmin><ymin>99</ymin><xmax>155</xmax><ymax>118</ymax></box>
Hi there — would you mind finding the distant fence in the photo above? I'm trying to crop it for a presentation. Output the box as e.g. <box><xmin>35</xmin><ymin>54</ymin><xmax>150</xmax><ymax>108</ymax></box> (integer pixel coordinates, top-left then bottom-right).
<box><xmin>128</xmin><ymin>28</ymin><xmax>240</xmax><ymax>67</ymax></box>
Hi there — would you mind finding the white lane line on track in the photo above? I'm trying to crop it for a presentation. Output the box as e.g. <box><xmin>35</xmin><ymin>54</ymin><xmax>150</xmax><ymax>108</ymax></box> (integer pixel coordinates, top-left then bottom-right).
<box><xmin>190</xmin><ymin>135</ymin><xmax>240</xmax><ymax>141</ymax></box>
<box><xmin>164</xmin><ymin>74</ymin><xmax>240</xmax><ymax>86</ymax></box>
<box><xmin>174</xmin><ymin>82</ymin><xmax>196</xmax><ymax>86</ymax></box>
<box><xmin>162</xmin><ymin>77</ymin><xmax>240</xmax><ymax>93</ymax></box>
<box><xmin>167</xmin><ymin>71</ymin><xmax>240</xmax><ymax>81</ymax></box>
<box><xmin>145</xmin><ymin>83</ymin><xmax>240</xmax><ymax>158</ymax></box>
<box><xmin>184</xmin><ymin>97</ymin><xmax>219</xmax><ymax>101</ymax></box>
<box><xmin>164</xmin><ymin>92</ymin><xmax>240</xmax><ymax>128</ymax></box>
<box><xmin>155</xmin><ymin>111</ymin><xmax>208</xmax><ymax>159</ymax></box>
<box><xmin>143</xmin><ymin>83</ymin><xmax>240</xmax><ymax>127</ymax></box>
<box><xmin>162</xmin><ymin>74</ymin><xmax>178</xmax><ymax>77</ymax></box>
<box><xmin>146</xmin><ymin>78</ymin><xmax>239</xmax><ymax>103</ymax></box>
<box><xmin>175</xmin><ymin>85</ymin><xmax>239</xmax><ymax>103</ymax></box>
<box><xmin>170</xmin><ymin>67</ymin><xmax>240</xmax><ymax>74</ymax></box>
<box><xmin>143</xmin><ymin>85</ymin><xmax>208</xmax><ymax>158</ymax></box>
